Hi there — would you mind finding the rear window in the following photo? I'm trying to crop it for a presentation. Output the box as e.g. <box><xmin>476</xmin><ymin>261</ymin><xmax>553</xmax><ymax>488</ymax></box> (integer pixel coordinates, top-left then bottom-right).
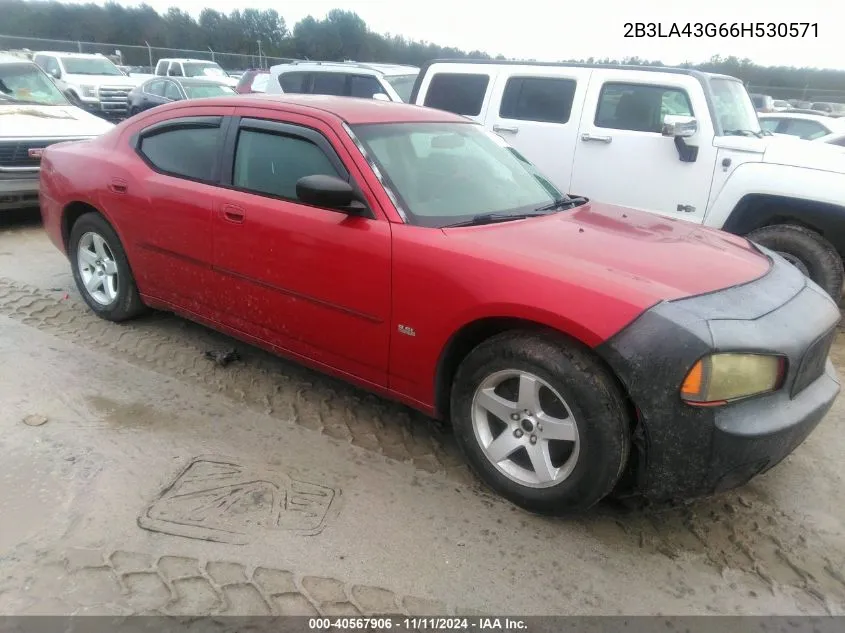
<box><xmin>499</xmin><ymin>76</ymin><xmax>576</xmax><ymax>124</ymax></box>
<box><xmin>312</xmin><ymin>72</ymin><xmax>347</xmax><ymax>96</ymax></box>
<box><xmin>423</xmin><ymin>72</ymin><xmax>489</xmax><ymax>116</ymax></box>
<box><xmin>279</xmin><ymin>71</ymin><xmax>308</xmax><ymax>93</ymax></box>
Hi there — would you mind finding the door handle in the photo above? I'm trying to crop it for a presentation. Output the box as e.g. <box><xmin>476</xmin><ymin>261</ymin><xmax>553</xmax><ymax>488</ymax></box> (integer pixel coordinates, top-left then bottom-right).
<box><xmin>220</xmin><ymin>205</ymin><xmax>245</xmax><ymax>224</ymax></box>
<box><xmin>493</xmin><ymin>125</ymin><xmax>519</xmax><ymax>134</ymax></box>
<box><xmin>580</xmin><ymin>133</ymin><xmax>613</xmax><ymax>144</ymax></box>
<box><xmin>108</xmin><ymin>178</ymin><xmax>127</xmax><ymax>194</ymax></box>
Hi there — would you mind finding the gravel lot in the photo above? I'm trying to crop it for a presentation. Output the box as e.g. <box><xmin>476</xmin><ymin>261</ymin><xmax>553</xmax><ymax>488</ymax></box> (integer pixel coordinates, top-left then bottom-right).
<box><xmin>1</xmin><ymin>209</ymin><xmax>844</xmax><ymax>617</ymax></box>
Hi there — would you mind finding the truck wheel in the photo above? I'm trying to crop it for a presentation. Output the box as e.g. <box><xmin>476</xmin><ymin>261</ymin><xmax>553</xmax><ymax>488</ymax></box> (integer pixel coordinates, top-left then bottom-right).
<box><xmin>449</xmin><ymin>330</ymin><xmax>631</xmax><ymax>515</ymax></box>
<box><xmin>746</xmin><ymin>224</ymin><xmax>844</xmax><ymax>301</ymax></box>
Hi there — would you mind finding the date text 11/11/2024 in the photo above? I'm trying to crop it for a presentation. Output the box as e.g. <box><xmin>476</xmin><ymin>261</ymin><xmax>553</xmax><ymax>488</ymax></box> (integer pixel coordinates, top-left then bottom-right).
<box><xmin>624</xmin><ymin>22</ymin><xmax>819</xmax><ymax>38</ymax></box>
<box><xmin>308</xmin><ymin>617</ymin><xmax>528</xmax><ymax>630</ymax></box>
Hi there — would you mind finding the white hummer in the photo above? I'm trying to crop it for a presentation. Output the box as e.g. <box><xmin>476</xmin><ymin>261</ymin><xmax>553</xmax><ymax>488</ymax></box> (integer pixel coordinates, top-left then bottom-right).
<box><xmin>32</xmin><ymin>51</ymin><xmax>140</xmax><ymax>120</ymax></box>
<box><xmin>411</xmin><ymin>60</ymin><xmax>845</xmax><ymax>299</ymax></box>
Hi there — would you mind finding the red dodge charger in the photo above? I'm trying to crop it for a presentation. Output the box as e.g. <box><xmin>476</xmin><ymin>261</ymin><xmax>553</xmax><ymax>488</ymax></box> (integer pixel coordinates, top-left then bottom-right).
<box><xmin>39</xmin><ymin>94</ymin><xmax>841</xmax><ymax>514</ymax></box>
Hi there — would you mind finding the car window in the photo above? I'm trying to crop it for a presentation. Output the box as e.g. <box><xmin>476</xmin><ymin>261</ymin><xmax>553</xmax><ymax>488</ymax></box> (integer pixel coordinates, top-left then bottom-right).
<box><xmin>350</xmin><ymin>74</ymin><xmax>384</xmax><ymax>99</ymax></box>
<box><xmin>311</xmin><ymin>72</ymin><xmax>347</xmax><ymax>96</ymax></box>
<box><xmin>251</xmin><ymin>74</ymin><xmax>269</xmax><ymax>92</ymax></box>
<box><xmin>145</xmin><ymin>80</ymin><xmax>166</xmax><ymax>96</ymax></box>
<box><xmin>595</xmin><ymin>83</ymin><xmax>692</xmax><ymax>133</ymax></box>
<box><xmin>279</xmin><ymin>71</ymin><xmax>308</xmax><ymax>93</ymax></box>
<box><xmin>782</xmin><ymin>119</ymin><xmax>830</xmax><ymax>140</ymax></box>
<box><xmin>155</xmin><ymin>60</ymin><xmax>168</xmax><ymax>75</ymax></box>
<box><xmin>183</xmin><ymin>83</ymin><xmax>234</xmax><ymax>98</ymax></box>
<box><xmin>45</xmin><ymin>57</ymin><xmax>61</xmax><ymax>77</ymax></box>
<box><xmin>168</xmin><ymin>62</ymin><xmax>183</xmax><ymax>77</ymax></box>
<box><xmin>233</xmin><ymin>129</ymin><xmax>342</xmax><ymax>201</ymax></box>
<box><xmin>138</xmin><ymin>124</ymin><xmax>220</xmax><ymax>181</ymax></box>
<box><xmin>499</xmin><ymin>76</ymin><xmax>576</xmax><ymax>124</ymax></box>
<box><xmin>423</xmin><ymin>72</ymin><xmax>490</xmax><ymax>116</ymax></box>
<box><xmin>759</xmin><ymin>118</ymin><xmax>781</xmax><ymax>133</ymax></box>
<box><xmin>0</xmin><ymin>61</ymin><xmax>68</xmax><ymax>105</ymax></box>
<box><xmin>164</xmin><ymin>82</ymin><xmax>182</xmax><ymax>100</ymax></box>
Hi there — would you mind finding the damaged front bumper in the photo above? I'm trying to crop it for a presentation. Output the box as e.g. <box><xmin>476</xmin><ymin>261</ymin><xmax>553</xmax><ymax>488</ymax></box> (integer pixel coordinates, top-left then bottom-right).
<box><xmin>598</xmin><ymin>246</ymin><xmax>841</xmax><ymax>502</ymax></box>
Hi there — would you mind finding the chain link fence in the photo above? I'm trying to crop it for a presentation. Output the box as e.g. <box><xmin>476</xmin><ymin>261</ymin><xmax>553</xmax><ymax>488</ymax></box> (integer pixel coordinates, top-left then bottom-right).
<box><xmin>0</xmin><ymin>33</ymin><xmax>299</xmax><ymax>72</ymax></box>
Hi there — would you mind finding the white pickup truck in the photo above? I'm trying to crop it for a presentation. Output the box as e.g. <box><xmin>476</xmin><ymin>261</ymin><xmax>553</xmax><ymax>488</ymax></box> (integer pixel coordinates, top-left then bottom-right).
<box><xmin>410</xmin><ymin>60</ymin><xmax>845</xmax><ymax>300</ymax></box>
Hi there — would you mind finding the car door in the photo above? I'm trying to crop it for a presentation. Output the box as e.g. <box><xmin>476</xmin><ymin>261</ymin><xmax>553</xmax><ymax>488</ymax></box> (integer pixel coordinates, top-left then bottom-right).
<box><xmin>140</xmin><ymin>80</ymin><xmax>168</xmax><ymax>110</ymax></box>
<box><xmin>115</xmin><ymin>110</ymin><xmax>233</xmax><ymax>313</ymax></box>
<box><xmin>483</xmin><ymin>68</ymin><xmax>590</xmax><ymax>193</ymax></box>
<box><xmin>163</xmin><ymin>80</ymin><xmax>184</xmax><ymax>102</ymax></box>
<box><xmin>570</xmin><ymin>69</ymin><xmax>717</xmax><ymax>222</ymax></box>
<box><xmin>211</xmin><ymin>111</ymin><xmax>392</xmax><ymax>385</ymax></box>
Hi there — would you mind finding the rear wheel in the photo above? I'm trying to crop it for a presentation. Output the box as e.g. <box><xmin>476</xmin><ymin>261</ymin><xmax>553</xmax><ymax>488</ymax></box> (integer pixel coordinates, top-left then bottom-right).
<box><xmin>69</xmin><ymin>212</ymin><xmax>147</xmax><ymax>322</ymax></box>
<box><xmin>450</xmin><ymin>331</ymin><xmax>631</xmax><ymax>515</ymax></box>
<box><xmin>746</xmin><ymin>224</ymin><xmax>844</xmax><ymax>301</ymax></box>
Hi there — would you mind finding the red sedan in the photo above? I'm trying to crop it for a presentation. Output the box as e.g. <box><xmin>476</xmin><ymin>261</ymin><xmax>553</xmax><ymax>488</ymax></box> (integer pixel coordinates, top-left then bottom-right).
<box><xmin>39</xmin><ymin>95</ymin><xmax>840</xmax><ymax>514</ymax></box>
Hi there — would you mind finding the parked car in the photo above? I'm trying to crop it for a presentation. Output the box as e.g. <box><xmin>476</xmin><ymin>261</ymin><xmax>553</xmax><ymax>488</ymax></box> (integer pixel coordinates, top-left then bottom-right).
<box><xmin>265</xmin><ymin>61</ymin><xmax>419</xmax><ymax>102</ymax></box>
<box><xmin>758</xmin><ymin>112</ymin><xmax>845</xmax><ymax>141</ymax></box>
<box><xmin>32</xmin><ymin>51</ymin><xmax>140</xmax><ymax>121</ymax></box>
<box><xmin>235</xmin><ymin>69</ymin><xmax>270</xmax><ymax>94</ymax></box>
<box><xmin>38</xmin><ymin>94</ymin><xmax>840</xmax><ymax>514</ymax></box>
<box><xmin>0</xmin><ymin>53</ymin><xmax>113</xmax><ymax>211</ymax></box>
<box><xmin>153</xmin><ymin>58</ymin><xmax>238</xmax><ymax>88</ymax></box>
<box><xmin>410</xmin><ymin>60</ymin><xmax>845</xmax><ymax>300</ymax></box>
<box><xmin>811</xmin><ymin>102</ymin><xmax>845</xmax><ymax>114</ymax></box>
<box><xmin>749</xmin><ymin>93</ymin><xmax>775</xmax><ymax>112</ymax></box>
<box><xmin>772</xmin><ymin>99</ymin><xmax>790</xmax><ymax>111</ymax></box>
<box><xmin>126</xmin><ymin>77</ymin><xmax>235</xmax><ymax>115</ymax></box>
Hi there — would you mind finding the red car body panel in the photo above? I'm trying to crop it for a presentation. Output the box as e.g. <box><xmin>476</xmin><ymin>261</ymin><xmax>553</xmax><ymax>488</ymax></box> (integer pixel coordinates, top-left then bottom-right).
<box><xmin>39</xmin><ymin>95</ymin><xmax>772</xmax><ymax>416</ymax></box>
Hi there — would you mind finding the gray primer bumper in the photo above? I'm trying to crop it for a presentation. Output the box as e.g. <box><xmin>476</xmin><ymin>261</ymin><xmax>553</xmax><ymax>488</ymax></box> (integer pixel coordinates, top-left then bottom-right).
<box><xmin>597</xmin><ymin>247</ymin><xmax>841</xmax><ymax>501</ymax></box>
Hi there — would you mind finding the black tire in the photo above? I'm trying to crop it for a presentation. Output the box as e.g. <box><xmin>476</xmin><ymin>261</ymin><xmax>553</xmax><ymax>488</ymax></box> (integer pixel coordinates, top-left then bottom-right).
<box><xmin>450</xmin><ymin>330</ymin><xmax>631</xmax><ymax>515</ymax></box>
<box><xmin>746</xmin><ymin>224</ymin><xmax>844</xmax><ymax>301</ymax></box>
<box><xmin>69</xmin><ymin>212</ymin><xmax>147</xmax><ymax>322</ymax></box>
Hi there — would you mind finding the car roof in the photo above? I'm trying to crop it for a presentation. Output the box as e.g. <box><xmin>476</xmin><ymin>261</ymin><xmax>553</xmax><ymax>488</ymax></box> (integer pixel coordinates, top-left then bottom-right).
<box><xmin>271</xmin><ymin>61</ymin><xmax>418</xmax><ymax>76</ymax></box>
<box><xmin>156</xmin><ymin>94</ymin><xmax>469</xmax><ymax>124</ymax></box>
<box><xmin>34</xmin><ymin>51</ymin><xmax>108</xmax><ymax>59</ymax></box>
<box><xmin>146</xmin><ymin>76</ymin><xmax>230</xmax><ymax>86</ymax></box>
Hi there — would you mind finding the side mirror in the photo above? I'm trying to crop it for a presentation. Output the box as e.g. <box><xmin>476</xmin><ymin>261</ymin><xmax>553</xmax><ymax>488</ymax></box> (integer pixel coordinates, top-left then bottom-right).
<box><xmin>50</xmin><ymin>68</ymin><xmax>61</xmax><ymax>80</ymax></box>
<box><xmin>296</xmin><ymin>174</ymin><xmax>357</xmax><ymax>210</ymax></box>
<box><xmin>662</xmin><ymin>114</ymin><xmax>697</xmax><ymax>138</ymax></box>
<box><xmin>372</xmin><ymin>92</ymin><xmax>390</xmax><ymax>102</ymax></box>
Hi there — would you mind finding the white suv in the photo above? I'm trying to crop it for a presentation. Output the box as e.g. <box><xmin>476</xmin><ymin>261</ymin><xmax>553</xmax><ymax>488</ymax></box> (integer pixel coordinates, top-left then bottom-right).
<box><xmin>154</xmin><ymin>58</ymin><xmax>238</xmax><ymax>88</ymax></box>
<box><xmin>0</xmin><ymin>53</ymin><xmax>113</xmax><ymax>211</ymax></box>
<box><xmin>265</xmin><ymin>61</ymin><xmax>419</xmax><ymax>103</ymax></box>
<box><xmin>32</xmin><ymin>51</ymin><xmax>139</xmax><ymax>120</ymax></box>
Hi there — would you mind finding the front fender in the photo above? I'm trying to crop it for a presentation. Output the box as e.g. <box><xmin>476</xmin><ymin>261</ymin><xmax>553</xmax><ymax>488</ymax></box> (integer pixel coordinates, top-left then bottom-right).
<box><xmin>706</xmin><ymin>162</ymin><xmax>845</xmax><ymax>232</ymax></box>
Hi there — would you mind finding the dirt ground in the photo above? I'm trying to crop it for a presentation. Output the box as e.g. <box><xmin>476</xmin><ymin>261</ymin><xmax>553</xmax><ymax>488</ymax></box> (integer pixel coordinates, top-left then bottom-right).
<box><xmin>1</xmin><ymin>209</ymin><xmax>844</xmax><ymax>617</ymax></box>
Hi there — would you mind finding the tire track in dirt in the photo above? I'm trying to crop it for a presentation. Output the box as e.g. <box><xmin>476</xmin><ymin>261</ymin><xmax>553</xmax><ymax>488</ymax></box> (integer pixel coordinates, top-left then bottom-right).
<box><xmin>0</xmin><ymin>276</ymin><xmax>470</xmax><ymax>484</ymax></box>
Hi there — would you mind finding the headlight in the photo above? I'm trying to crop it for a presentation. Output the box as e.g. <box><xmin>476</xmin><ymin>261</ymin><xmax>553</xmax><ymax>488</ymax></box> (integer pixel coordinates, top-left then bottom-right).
<box><xmin>80</xmin><ymin>85</ymin><xmax>97</xmax><ymax>98</ymax></box>
<box><xmin>680</xmin><ymin>353</ymin><xmax>786</xmax><ymax>405</ymax></box>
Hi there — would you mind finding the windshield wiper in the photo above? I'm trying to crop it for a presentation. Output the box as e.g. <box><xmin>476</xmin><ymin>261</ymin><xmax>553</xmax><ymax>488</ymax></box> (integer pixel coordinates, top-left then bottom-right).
<box><xmin>441</xmin><ymin>212</ymin><xmax>550</xmax><ymax>228</ymax></box>
<box><xmin>724</xmin><ymin>129</ymin><xmax>763</xmax><ymax>138</ymax></box>
<box><xmin>534</xmin><ymin>195</ymin><xmax>588</xmax><ymax>212</ymax></box>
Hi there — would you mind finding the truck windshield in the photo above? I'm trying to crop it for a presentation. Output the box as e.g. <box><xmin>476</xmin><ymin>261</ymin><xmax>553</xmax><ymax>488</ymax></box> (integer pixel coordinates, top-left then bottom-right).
<box><xmin>62</xmin><ymin>57</ymin><xmax>123</xmax><ymax>76</ymax></box>
<box><xmin>183</xmin><ymin>62</ymin><xmax>227</xmax><ymax>78</ymax></box>
<box><xmin>0</xmin><ymin>62</ymin><xmax>68</xmax><ymax>106</ymax></box>
<box><xmin>351</xmin><ymin>121</ymin><xmax>567</xmax><ymax>228</ymax></box>
<box><xmin>710</xmin><ymin>78</ymin><xmax>762</xmax><ymax>136</ymax></box>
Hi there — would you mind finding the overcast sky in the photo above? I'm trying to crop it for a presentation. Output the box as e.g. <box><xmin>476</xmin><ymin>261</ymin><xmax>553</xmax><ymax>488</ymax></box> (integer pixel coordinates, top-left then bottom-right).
<box><xmin>65</xmin><ymin>0</ymin><xmax>834</xmax><ymax>69</ymax></box>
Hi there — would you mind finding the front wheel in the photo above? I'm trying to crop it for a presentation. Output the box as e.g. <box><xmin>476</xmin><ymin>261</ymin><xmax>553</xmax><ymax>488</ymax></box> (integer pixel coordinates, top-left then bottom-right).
<box><xmin>69</xmin><ymin>212</ymin><xmax>147</xmax><ymax>322</ymax></box>
<box><xmin>449</xmin><ymin>331</ymin><xmax>631</xmax><ymax>515</ymax></box>
<box><xmin>746</xmin><ymin>224</ymin><xmax>844</xmax><ymax>301</ymax></box>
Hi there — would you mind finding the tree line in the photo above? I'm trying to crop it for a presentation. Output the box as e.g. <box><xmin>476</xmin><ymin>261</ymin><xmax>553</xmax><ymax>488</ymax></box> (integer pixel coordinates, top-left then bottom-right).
<box><xmin>3</xmin><ymin>0</ymin><xmax>845</xmax><ymax>99</ymax></box>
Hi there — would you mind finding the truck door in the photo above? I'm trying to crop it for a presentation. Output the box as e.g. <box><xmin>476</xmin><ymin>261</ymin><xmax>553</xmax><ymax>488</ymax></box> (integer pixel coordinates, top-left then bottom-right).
<box><xmin>483</xmin><ymin>67</ymin><xmax>591</xmax><ymax>193</ymax></box>
<box><xmin>570</xmin><ymin>69</ymin><xmax>716</xmax><ymax>223</ymax></box>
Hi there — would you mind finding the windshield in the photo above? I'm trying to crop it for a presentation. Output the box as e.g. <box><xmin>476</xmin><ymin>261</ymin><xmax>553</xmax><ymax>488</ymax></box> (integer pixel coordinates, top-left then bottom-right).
<box><xmin>710</xmin><ymin>78</ymin><xmax>762</xmax><ymax>136</ymax></box>
<box><xmin>183</xmin><ymin>62</ymin><xmax>227</xmax><ymax>78</ymax></box>
<box><xmin>352</xmin><ymin>122</ymin><xmax>564</xmax><ymax>228</ymax></box>
<box><xmin>62</xmin><ymin>57</ymin><xmax>123</xmax><ymax>76</ymax></box>
<box><xmin>384</xmin><ymin>73</ymin><xmax>418</xmax><ymax>103</ymax></box>
<box><xmin>0</xmin><ymin>62</ymin><xmax>68</xmax><ymax>105</ymax></box>
<box><xmin>183</xmin><ymin>83</ymin><xmax>235</xmax><ymax>98</ymax></box>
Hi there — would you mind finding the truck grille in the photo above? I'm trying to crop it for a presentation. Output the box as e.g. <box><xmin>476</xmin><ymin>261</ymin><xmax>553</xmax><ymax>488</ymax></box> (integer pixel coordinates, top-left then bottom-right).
<box><xmin>791</xmin><ymin>327</ymin><xmax>836</xmax><ymax>398</ymax></box>
<box><xmin>0</xmin><ymin>139</ymin><xmax>67</xmax><ymax>170</ymax></box>
<box><xmin>98</xmin><ymin>85</ymin><xmax>131</xmax><ymax>115</ymax></box>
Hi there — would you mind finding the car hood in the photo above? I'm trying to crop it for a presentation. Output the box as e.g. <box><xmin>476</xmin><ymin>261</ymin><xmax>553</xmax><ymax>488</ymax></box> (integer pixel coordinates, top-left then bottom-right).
<box><xmin>762</xmin><ymin>135</ymin><xmax>845</xmax><ymax>173</ymax></box>
<box><xmin>0</xmin><ymin>104</ymin><xmax>114</xmax><ymax>137</ymax></box>
<box><xmin>442</xmin><ymin>202</ymin><xmax>772</xmax><ymax>308</ymax></box>
<box><xmin>64</xmin><ymin>73</ymin><xmax>140</xmax><ymax>87</ymax></box>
